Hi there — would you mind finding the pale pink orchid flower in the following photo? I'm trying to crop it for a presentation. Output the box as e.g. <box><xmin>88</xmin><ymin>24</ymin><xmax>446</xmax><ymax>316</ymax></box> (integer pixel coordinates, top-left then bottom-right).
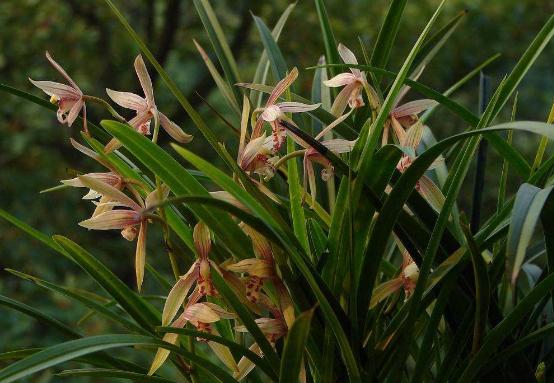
<box><xmin>395</xmin><ymin>122</ymin><xmax>445</xmax><ymax>212</ymax></box>
<box><xmin>77</xmin><ymin>175</ymin><xmax>169</xmax><ymax>291</ymax></box>
<box><xmin>370</xmin><ymin>238</ymin><xmax>419</xmax><ymax>309</ymax></box>
<box><xmin>29</xmin><ymin>51</ymin><xmax>87</xmax><ymax>131</ymax></box>
<box><xmin>149</xmin><ymin>223</ymin><xmax>238</xmax><ymax>375</ymax></box>
<box><xmin>323</xmin><ymin>44</ymin><xmax>379</xmax><ymax>116</ymax></box>
<box><xmin>384</xmin><ymin>98</ymin><xmax>439</xmax><ymax>145</ymax></box>
<box><xmin>105</xmin><ymin>55</ymin><xmax>192</xmax><ymax>150</ymax></box>
<box><xmin>249</xmin><ymin>67</ymin><xmax>320</xmax><ymax>153</ymax></box>
<box><xmin>149</xmin><ymin>293</ymin><xmax>238</xmax><ymax>375</ymax></box>
<box><xmin>301</xmin><ymin>111</ymin><xmax>357</xmax><ymax>202</ymax></box>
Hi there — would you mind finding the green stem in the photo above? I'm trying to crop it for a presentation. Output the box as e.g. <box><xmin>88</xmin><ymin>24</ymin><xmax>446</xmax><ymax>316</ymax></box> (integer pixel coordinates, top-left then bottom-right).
<box><xmin>82</xmin><ymin>95</ymin><xmax>126</xmax><ymax>122</ymax></box>
<box><xmin>271</xmin><ymin>149</ymin><xmax>306</xmax><ymax>171</ymax></box>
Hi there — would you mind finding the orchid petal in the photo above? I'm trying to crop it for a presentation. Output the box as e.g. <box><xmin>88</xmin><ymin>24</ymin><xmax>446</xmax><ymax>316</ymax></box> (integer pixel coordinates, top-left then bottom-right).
<box><xmin>240</xmin><ymin>134</ymin><xmax>267</xmax><ymax>170</ymax></box>
<box><xmin>135</xmin><ymin>222</ymin><xmax>147</xmax><ymax>291</ymax></box>
<box><xmin>276</xmin><ymin>102</ymin><xmax>321</xmax><ymax>113</ymax></box>
<box><xmin>401</xmin><ymin>120</ymin><xmax>424</xmax><ymax>149</ymax></box>
<box><xmin>134</xmin><ymin>55</ymin><xmax>155</xmax><ymax>107</ymax></box>
<box><xmin>337</xmin><ymin>43</ymin><xmax>359</xmax><ymax>65</ymax></box>
<box><xmin>159</xmin><ymin>112</ymin><xmax>193</xmax><ymax>143</ymax></box>
<box><xmin>261</xmin><ymin>104</ymin><xmax>282</xmax><ymax>122</ymax></box>
<box><xmin>79</xmin><ymin>210</ymin><xmax>140</xmax><ymax>230</ymax></box>
<box><xmin>128</xmin><ymin>111</ymin><xmax>152</xmax><ymax>133</ymax></box>
<box><xmin>202</xmin><ymin>303</ymin><xmax>236</xmax><ymax>319</ymax></box>
<box><xmin>323</xmin><ymin>73</ymin><xmax>357</xmax><ymax>87</ymax></box>
<box><xmin>209</xmin><ymin>339</ymin><xmax>239</xmax><ymax>373</ymax></box>
<box><xmin>226</xmin><ymin>258</ymin><xmax>273</xmax><ymax>277</ymax></box>
<box><xmin>193</xmin><ymin>222</ymin><xmax>212</xmax><ymax>259</ymax></box>
<box><xmin>45</xmin><ymin>51</ymin><xmax>81</xmax><ymax>91</ymax></box>
<box><xmin>106</xmin><ymin>89</ymin><xmax>148</xmax><ymax>111</ymax></box>
<box><xmin>162</xmin><ymin>264</ymin><xmax>197</xmax><ymax>326</ymax></box>
<box><xmin>337</xmin><ymin>43</ymin><xmax>361</xmax><ymax>77</ymax></box>
<box><xmin>183</xmin><ymin>303</ymin><xmax>220</xmax><ymax>323</ymax></box>
<box><xmin>418</xmin><ymin>175</ymin><xmax>445</xmax><ymax>212</ymax></box>
<box><xmin>66</xmin><ymin>99</ymin><xmax>84</xmax><ymax>127</ymax></box>
<box><xmin>148</xmin><ymin>315</ymin><xmax>187</xmax><ymax>376</ymax></box>
<box><xmin>78</xmin><ymin>175</ymin><xmax>141</xmax><ymax>210</ymax></box>
<box><xmin>392</xmin><ymin>99</ymin><xmax>438</xmax><ymax>118</ymax></box>
<box><xmin>234</xmin><ymin>343</ymin><xmax>262</xmax><ymax>381</ymax></box>
<box><xmin>321</xmin><ymin>138</ymin><xmax>356</xmax><ymax>153</ymax></box>
<box><xmin>330</xmin><ymin>82</ymin><xmax>356</xmax><ymax>117</ymax></box>
<box><xmin>29</xmin><ymin>79</ymin><xmax>80</xmax><ymax>99</ymax></box>
<box><xmin>267</xmin><ymin>67</ymin><xmax>298</xmax><ymax>106</ymax></box>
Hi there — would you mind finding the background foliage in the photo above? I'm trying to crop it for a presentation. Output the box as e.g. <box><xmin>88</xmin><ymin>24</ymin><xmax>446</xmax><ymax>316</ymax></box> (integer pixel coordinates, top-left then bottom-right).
<box><xmin>0</xmin><ymin>0</ymin><xmax>553</xmax><ymax>381</ymax></box>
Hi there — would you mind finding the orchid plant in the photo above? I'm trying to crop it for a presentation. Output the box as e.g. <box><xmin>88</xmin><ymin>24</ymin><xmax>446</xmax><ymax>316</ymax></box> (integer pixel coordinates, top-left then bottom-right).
<box><xmin>1</xmin><ymin>1</ymin><xmax>554</xmax><ymax>383</ymax></box>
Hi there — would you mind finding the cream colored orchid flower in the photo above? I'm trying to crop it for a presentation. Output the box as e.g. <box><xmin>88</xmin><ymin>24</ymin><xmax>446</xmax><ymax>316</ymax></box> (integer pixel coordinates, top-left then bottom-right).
<box><xmin>234</xmin><ymin>316</ymin><xmax>288</xmax><ymax>381</ymax></box>
<box><xmin>396</xmin><ymin>122</ymin><xmax>445</xmax><ymax>212</ymax></box>
<box><xmin>250</xmin><ymin>67</ymin><xmax>320</xmax><ymax>153</ymax></box>
<box><xmin>29</xmin><ymin>51</ymin><xmax>87</xmax><ymax>131</ymax></box>
<box><xmin>77</xmin><ymin>176</ymin><xmax>169</xmax><ymax>290</ymax></box>
<box><xmin>323</xmin><ymin>43</ymin><xmax>379</xmax><ymax>116</ymax></box>
<box><xmin>149</xmin><ymin>222</ymin><xmax>238</xmax><ymax>375</ymax></box>
<box><xmin>105</xmin><ymin>55</ymin><xmax>192</xmax><ymax>150</ymax></box>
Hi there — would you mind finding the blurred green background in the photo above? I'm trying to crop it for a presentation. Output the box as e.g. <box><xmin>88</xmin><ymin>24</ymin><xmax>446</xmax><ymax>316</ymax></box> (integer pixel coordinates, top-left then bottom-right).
<box><xmin>0</xmin><ymin>0</ymin><xmax>552</xmax><ymax>381</ymax></box>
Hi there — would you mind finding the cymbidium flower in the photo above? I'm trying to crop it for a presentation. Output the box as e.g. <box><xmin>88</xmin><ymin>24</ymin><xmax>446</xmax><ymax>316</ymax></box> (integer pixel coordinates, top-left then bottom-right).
<box><xmin>396</xmin><ymin>121</ymin><xmax>445</xmax><ymax>211</ymax></box>
<box><xmin>105</xmin><ymin>55</ymin><xmax>192</xmax><ymax>150</ymax></box>
<box><xmin>29</xmin><ymin>51</ymin><xmax>86</xmax><ymax>131</ymax></box>
<box><xmin>149</xmin><ymin>222</ymin><xmax>238</xmax><ymax>375</ymax></box>
<box><xmin>370</xmin><ymin>238</ymin><xmax>420</xmax><ymax>309</ymax></box>
<box><xmin>62</xmin><ymin>172</ymin><xmax>125</xmax><ymax>217</ymax></box>
<box><xmin>323</xmin><ymin>43</ymin><xmax>379</xmax><ymax>116</ymax></box>
<box><xmin>383</xmin><ymin>98</ymin><xmax>438</xmax><ymax>145</ymax></box>
<box><xmin>301</xmin><ymin>111</ymin><xmax>356</xmax><ymax>201</ymax></box>
<box><xmin>250</xmin><ymin>67</ymin><xmax>320</xmax><ymax>153</ymax></box>
<box><xmin>234</xmin><ymin>316</ymin><xmax>288</xmax><ymax>381</ymax></box>
<box><xmin>77</xmin><ymin>176</ymin><xmax>169</xmax><ymax>290</ymax></box>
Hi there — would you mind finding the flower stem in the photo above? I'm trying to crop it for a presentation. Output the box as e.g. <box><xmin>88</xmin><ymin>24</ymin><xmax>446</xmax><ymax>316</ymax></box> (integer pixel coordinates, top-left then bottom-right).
<box><xmin>272</xmin><ymin>149</ymin><xmax>306</xmax><ymax>171</ymax></box>
<box><xmin>82</xmin><ymin>95</ymin><xmax>126</xmax><ymax>122</ymax></box>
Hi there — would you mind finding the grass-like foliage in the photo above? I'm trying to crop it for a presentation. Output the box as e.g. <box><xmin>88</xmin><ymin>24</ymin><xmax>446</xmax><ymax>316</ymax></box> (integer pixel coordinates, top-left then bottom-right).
<box><xmin>1</xmin><ymin>1</ymin><xmax>554</xmax><ymax>382</ymax></box>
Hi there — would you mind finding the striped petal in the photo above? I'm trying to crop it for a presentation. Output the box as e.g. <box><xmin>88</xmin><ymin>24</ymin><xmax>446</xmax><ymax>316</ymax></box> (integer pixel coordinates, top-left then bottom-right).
<box><xmin>183</xmin><ymin>303</ymin><xmax>221</xmax><ymax>323</ymax></box>
<box><xmin>79</xmin><ymin>210</ymin><xmax>140</xmax><ymax>230</ymax></box>
<box><xmin>162</xmin><ymin>263</ymin><xmax>197</xmax><ymax>326</ymax></box>
<box><xmin>159</xmin><ymin>112</ymin><xmax>193</xmax><ymax>143</ymax></box>
<box><xmin>193</xmin><ymin>222</ymin><xmax>212</xmax><ymax>259</ymax></box>
<box><xmin>78</xmin><ymin>175</ymin><xmax>141</xmax><ymax>210</ymax></box>
<box><xmin>392</xmin><ymin>99</ymin><xmax>438</xmax><ymax>118</ymax></box>
<box><xmin>418</xmin><ymin>175</ymin><xmax>445</xmax><ymax>212</ymax></box>
<box><xmin>226</xmin><ymin>258</ymin><xmax>273</xmax><ymax>278</ymax></box>
<box><xmin>276</xmin><ymin>102</ymin><xmax>321</xmax><ymax>114</ymax></box>
<box><xmin>337</xmin><ymin>43</ymin><xmax>361</xmax><ymax>77</ymax></box>
<box><xmin>134</xmin><ymin>55</ymin><xmax>155</xmax><ymax>107</ymax></box>
<box><xmin>330</xmin><ymin>82</ymin><xmax>356</xmax><ymax>117</ymax></box>
<box><xmin>267</xmin><ymin>67</ymin><xmax>298</xmax><ymax>106</ymax></box>
<box><xmin>106</xmin><ymin>89</ymin><xmax>147</xmax><ymax>111</ymax></box>
<box><xmin>321</xmin><ymin>138</ymin><xmax>356</xmax><ymax>153</ymax></box>
<box><xmin>29</xmin><ymin>79</ymin><xmax>80</xmax><ymax>99</ymax></box>
<box><xmin>323</xmin><ymin>72</ymin><xmax>357</xmax><ymax>87</ymax></box>
<box><xmin>45</xmin><ymin>51</ymin><xmax>81</xmax><ymax>91</ymax></box>
<box><xmin>135</xmin><ymin>222</ymin><xmax>147</xmax><ymax>291</ymax></box>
